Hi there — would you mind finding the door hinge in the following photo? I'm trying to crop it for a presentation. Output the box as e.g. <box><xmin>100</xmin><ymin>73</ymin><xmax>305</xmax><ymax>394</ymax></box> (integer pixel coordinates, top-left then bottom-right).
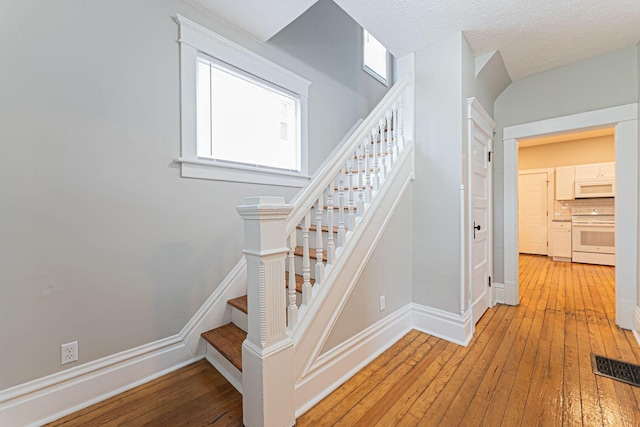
<box><xmin>488</xmin><ymin>151</ymin><xmax>493</xmax><ymax>162</ymax></box>
<box><xmin>488</xmin><ymin>276</ymin><xmax>492</xmax><ymax>287</ymax></box>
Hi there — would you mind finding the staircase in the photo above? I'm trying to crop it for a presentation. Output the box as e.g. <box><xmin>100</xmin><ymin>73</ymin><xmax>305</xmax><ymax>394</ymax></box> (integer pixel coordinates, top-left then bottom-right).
<box><xmin>200</xmin><ymin>73</ymin><xmax>413</xmax><ymax>426</ymax></box>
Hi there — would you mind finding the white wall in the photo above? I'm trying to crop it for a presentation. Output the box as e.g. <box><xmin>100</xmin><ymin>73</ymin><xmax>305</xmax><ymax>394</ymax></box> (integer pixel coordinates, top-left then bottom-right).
<box><xmin>0</xmin><ymin>0</ymin><xmax>389</xmax><ymax>391</ymax></box>
<box><xmin>493</xmin><ymin>46</ymin><xmax>639</xmax><ymax>285</ymax></box>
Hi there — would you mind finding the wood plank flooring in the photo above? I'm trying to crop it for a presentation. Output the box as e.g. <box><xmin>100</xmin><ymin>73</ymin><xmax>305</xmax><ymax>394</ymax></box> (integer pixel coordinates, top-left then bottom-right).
<box><xmin>297</xmin><ymin>255</ymin><xmax>640</xmax><ymax>426</ymax></box>
<box><xmin>48</xmin><ymin>255</ymin><xmax>640</xmax><ymax>426</ymax></box>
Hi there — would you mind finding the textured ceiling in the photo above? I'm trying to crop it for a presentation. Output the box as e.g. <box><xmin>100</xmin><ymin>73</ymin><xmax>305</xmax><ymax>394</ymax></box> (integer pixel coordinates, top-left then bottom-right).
<box><xmin>184</xmin><ymin>0</ymin><xmax>640</xmax><ymax>81</ymax></box>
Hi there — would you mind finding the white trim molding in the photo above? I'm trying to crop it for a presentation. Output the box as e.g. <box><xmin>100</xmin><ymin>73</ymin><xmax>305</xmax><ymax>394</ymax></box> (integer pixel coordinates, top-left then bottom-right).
<box><xmin>0</xmin><ymin>257</ymin><xmax>248</xmax><ymax>426</ymax></box>
<box><xmin>175</xmin><ymin>14</ymin><xmax>311</xmax><ymax>186</ymax></box>
<box><xmin>411</xmin><ymin>303</ymin><xmax>473</xmax><ymax>346</ymax></box>
<box><xmin>634</xmin><ymin>307</ymin><xmax>640</xmax><ymax>347</ymax></box>
<box><xmin>294</xmin><ymin>305</ymin><xmax>412</xmax><ymax>416</ymax></box>
<box><xmin>502</xmin><ymin>103</ymin><xmax>638</xmax><ymax>328</ymax></box>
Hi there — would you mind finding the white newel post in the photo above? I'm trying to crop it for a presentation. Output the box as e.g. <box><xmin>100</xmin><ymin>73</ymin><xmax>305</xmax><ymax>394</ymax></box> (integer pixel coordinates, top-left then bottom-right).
<box><xmin>236</xmin><ymin>196</ymin><xmax>295</xmax><ymax>427</ymax></box>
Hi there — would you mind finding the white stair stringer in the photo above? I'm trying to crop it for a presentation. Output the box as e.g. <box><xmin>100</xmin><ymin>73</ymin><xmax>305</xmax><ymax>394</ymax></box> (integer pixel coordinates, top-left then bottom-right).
<box><xmin>291</xmin><ymin>141</ymin><xmax>414</xmax><ymax>411</ymax></box>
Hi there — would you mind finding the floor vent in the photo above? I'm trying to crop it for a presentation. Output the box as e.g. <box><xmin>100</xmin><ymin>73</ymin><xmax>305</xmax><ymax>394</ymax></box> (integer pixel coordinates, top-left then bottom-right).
<box><xmin>591</xmin><ymin>353</ymin><xmax>640</xmax><ymax>387</ymax></box>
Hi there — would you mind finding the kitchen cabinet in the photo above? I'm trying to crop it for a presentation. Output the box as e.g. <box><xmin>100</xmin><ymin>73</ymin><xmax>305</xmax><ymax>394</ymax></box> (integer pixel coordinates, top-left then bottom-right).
<box><xmin>555</xmin><ymin>166</ymin><xmax>575</xmax><ymax>200</ymax></box>
<box><xmin>575</xmin><ymin>162</ymin><xmax>615</xmax><ymax>179</ymax></box>
<box><xmin>551</xmin><ymin>221</ymin><xmax>572</xmax><ymax>261</ymax></box>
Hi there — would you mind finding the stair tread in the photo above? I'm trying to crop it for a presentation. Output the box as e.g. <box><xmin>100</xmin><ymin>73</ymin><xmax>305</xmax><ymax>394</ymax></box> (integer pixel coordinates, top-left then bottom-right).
<box><xmin>294</xmin><ymin>246</ymin><xmax>328</xmax><ymax>262</ymax></box>
<box><xmin>201</xmin><ymin>323</ymin><xmax>246</xmax><ymax>372</ymax></box>
<box><xmin>227</xmin><ymin>295</ymin><xmax>248</xmax><ymax>313</ymax></box>
<box><xmin>285</xmin><ymin>271</ymin><xmax>315</xmax><ymax>292</ymax></box>
<box><xmin>296</xmin><ymin>224</ymin><xmax>343</xmax><ymax>233</ymax></box>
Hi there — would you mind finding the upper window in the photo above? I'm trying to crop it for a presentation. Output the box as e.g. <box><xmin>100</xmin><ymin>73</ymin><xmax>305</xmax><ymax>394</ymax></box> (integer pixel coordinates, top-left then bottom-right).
<box><xmin>175</xmin><ymin>15</ymin><xmax>311</xmax><ymax>187</ymax></box>
<box><xmin>363</xmin><ymin>29</ymin><xmax>388</xmax><ymax>86</ymax></box>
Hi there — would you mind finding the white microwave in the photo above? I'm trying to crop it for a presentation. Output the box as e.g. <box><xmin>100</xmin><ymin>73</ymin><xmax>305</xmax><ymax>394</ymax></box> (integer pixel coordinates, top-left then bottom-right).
<box><xmin>574</xmin><ymin>179</ymin><xmax>615</xmax><ymax>198</ymax></box>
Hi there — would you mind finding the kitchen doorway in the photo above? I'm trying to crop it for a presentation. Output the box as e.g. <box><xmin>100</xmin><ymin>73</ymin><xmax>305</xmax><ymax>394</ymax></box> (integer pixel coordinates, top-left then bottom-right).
<box><xmin>501</xmin><ymin>104</ymin><xmax>638</xmax><ymax>330</ymax></box>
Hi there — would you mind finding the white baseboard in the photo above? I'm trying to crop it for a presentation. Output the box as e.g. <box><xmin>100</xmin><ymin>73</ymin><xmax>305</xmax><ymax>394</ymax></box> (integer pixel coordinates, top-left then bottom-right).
<box><xmin>411</xmin><ymin>303</ymin><xmax>473</xmax><ymax>346</ymax></box>
<box><xmin>633</xmin><ymin>307</ymin><xmax>640</xmax><ymax>347</ymax></box>
<box><xmin>616</xmin><ymin>297</ymin><xmax>637</xmax><ymax>330</ymax></box>
<box><xmin>494</xmin><ymin>282</ymin><xmax>505</xmax><ymax>304</ymax></box>
<box><xmin>294</xmin><ymin>305</ymin><xmax>412</xmax><ymax>417</ymax></box>
<box><xmin>0</xmin><ymin>257</ymin><xmax>248</xmax><ymax>427</ymax></box>
<box><xmin>0</xmin><ymin>340</ymin><xmax>199</xmax><ymax>427</ymax></box>
<box><xmin>503</xmin><ymin>279</ymin><xmax>518</xmax><ymax>305</ymax></box>
<box><xmin>204</xmin><ymin>346</ymin><xmax>243</xmax><ymax>394</ymax></box>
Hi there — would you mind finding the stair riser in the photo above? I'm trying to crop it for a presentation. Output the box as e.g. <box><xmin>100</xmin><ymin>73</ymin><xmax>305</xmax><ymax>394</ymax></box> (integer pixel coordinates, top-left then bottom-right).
<box><xmin>230</xmin><ymin>306</ymin><xmax>248</xmax><ymax>333</ymax></box>
<box><xmin>291</xmin><ymin>254</ymin><xmax>326</xmax><ymax>280</ymax></box>
<box><xmin>294</xmin><ymin>228</ymin><xmax>334</xmax><ymax>250</ymax></box>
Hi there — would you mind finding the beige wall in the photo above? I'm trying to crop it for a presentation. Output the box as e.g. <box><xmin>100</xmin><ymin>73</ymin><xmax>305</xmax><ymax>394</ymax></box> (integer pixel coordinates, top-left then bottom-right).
<box><xmin>518</xmin><ymin>135</ymin><xmax>614</xmax><ymax>170</ymax></box>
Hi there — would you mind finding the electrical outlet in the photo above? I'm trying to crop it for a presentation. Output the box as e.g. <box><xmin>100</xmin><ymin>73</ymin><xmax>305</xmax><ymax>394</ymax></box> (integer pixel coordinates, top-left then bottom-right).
<box><xmin>379</xmin><ymin>295</ymin><xmax>386</xmax><ymax>311</ymax></box>
<box><xmin>61</xmin><ymin>341</ymin><xmax>78</xmax><ymax>365</ymax></box>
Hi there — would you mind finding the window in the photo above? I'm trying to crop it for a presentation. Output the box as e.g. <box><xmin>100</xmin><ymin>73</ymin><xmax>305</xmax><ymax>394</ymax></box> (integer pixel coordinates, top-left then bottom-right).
<box><xmin>363</xmin><ymin>29</ymin><xmax>389</xmax><ymax>86</ymax></box>
<box><xmin>175</xmin><ymin>15</ymin><xmax>311</xmax><ymax>187</ymax></box>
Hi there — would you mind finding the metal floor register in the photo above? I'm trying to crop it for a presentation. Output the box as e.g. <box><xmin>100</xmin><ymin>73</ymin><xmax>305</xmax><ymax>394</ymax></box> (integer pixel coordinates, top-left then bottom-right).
<box><xmin>591</xmin><ymin>353</ymin><xmax>640</xmax><ymax>387</ymax></box>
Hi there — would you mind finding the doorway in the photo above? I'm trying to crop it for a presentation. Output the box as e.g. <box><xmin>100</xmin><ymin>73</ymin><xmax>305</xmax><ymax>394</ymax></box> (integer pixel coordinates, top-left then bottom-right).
<box><xmin>518</xmin><ymin>170</ymin><xmax>553</xmax><ymax>255</ymax></box>
<box><xmin>501</xmin><ymin>104</ymin><xmax>638</xmax><ymax>330</ymax></box>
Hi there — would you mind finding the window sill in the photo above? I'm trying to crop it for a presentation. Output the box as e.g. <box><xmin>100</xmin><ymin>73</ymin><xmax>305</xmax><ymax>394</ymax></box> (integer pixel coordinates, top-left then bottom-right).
<box><xmin>175</xmin><ymin>157</ymin><xmax>311</xmax><ymax>188</ymax></box>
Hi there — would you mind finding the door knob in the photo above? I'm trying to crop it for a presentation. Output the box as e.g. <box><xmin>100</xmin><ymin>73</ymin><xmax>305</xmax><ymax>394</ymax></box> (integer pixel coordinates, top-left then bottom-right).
<box><xmin>474</xmin><ymin>222</ymin><xmax>481</xmax><ymax>239</ymax></box>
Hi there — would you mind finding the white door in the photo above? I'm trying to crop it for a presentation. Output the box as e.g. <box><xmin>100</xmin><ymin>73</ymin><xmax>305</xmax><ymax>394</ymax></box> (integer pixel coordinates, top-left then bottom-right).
<box><xmin>518</xmin><ymin>173</ymin><xmax>548</xmax><ymax>254</ymax></box>
<box><xmin>468</xmin><ymin>99</ymin><xmax>493</xmax><ymax>325</ymax></box>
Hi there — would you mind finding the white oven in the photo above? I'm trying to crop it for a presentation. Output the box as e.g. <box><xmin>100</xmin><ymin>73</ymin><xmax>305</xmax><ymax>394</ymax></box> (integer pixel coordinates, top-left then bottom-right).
<box><xmin>571</xmin><ymin>208</ymin><xmax>615</xmax><ymax>266</ymax></box>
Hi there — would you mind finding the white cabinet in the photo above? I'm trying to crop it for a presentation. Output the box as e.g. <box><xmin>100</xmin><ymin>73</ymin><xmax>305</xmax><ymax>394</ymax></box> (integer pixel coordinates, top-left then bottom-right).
<box><xmin>600</xmin><ymin>162</ymin><xmax>615</xmax><ymax>178</ymax></box>
<box><xmin>551</xmin><ymin>221</ymin><xmax>572</xmax><ymax>261</ymax></box>
<box><xmin>555</xmin><ymin>166</ymin><xmax>575</xmax><ymax>200</ymax></box>
<box><xmin>575</xmin><ymin>162</ymin><xmax>615</xmax><ymax>179</ymax></box>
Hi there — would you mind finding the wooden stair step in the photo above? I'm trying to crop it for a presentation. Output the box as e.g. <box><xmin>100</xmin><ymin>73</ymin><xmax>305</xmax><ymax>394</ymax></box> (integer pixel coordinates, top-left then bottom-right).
<box><xmin>227</xmin><ymin>295</ymin><xmax>247</xmax><ymax>314</ymax></box>
<box><xmin>353</xmin><ymin>151</ymin><xmax>389</xmax><ymax>159</ymax></box>
<box><xmin>201</xmin><ymin>323</ymin><xmax>246</xmax><ymax>372</ymax></box>
<box><xmin>285</xmin><ymin>271</ymin><xmax>315</xmax><ymax>293</ymax></box>
<box><xmin>294</xmin><ymin>246</ymin><xmax>328</xmax><ymax>262</ymax></box>
<box><xmin>296</xmin><ymin>224</ymin><xmax>342</xmax><ymax>233</ymax></box>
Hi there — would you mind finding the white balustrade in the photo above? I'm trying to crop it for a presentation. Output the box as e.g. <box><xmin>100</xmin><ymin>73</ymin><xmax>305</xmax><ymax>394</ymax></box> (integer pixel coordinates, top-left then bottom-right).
<box><xmin>236</xmin><ymin>74</ymin><xmax>411</xmax><ymax>427</ymax></box>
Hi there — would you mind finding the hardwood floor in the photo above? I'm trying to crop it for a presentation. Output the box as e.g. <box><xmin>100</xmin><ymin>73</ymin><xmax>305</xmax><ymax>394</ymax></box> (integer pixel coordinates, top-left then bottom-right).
<box><xmin>298</xmin><ymin>255</ymin><xmax>640</xmax><ymax>426</ymax></box>
<box><xmin>49</xmin><ymin>255</ymin><xmax>640</xmax><ymax>426</ymax></box>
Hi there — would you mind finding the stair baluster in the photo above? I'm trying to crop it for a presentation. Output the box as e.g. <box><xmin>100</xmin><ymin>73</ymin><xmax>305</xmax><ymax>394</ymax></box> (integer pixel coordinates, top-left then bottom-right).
<box><xmin>371</xmin><ymin>129</ymin><xmax>380</xmax><ymax>192</ymax></box>
<box><xmin>386</xmin><ymin>112</ymin><xmax>394</xmax><ymax>169</ymax></box>
<box><xmin>327</xmin><ymin>184</ymin><xmax>336</xmax><ymax>264</ymax></box>
<box><xmin>347</xmin><ymin>160</ymin><xmax>355</xmax><ymax>229</ymax></box>
<box><xmin>398</xmin><ymin>96</ymin><xmax>405</xmax><ymax>150</ymax></box>
<box><xmin>301</xmin><ymin>213</ymin><xmax>312</xmax><ymax>305</ymax></box>
<box><xmin>337</xmin><ymin>167</ymin><xmax>346</xmax><ymax>247</ymax></box>
<box><xmin>357</xmin><ymin>145</ymin><xmax>365</xmax><ymax>216</ymax></box>
<box><xmin>287</xmin><ymin>233</ymin><xmax>298</xmax><ymax>328</ymax></box>
<box><xmin>315</xmin><ymin>196</ymin><xmax>324</xmax><ymax>284</ymax></box>
<box><xmin>364</xmin><ymin>138</ymin><xmax>372</xmax><ymax>203</ymax></box>
<box><xmin>378</xmin><ymin>120</ymin><xmax>387</xmax><ymax>181</ymax></box>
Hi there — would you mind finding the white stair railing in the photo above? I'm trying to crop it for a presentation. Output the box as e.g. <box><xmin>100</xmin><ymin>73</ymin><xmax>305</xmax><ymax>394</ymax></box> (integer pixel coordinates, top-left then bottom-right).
<box><xmin>237</xmin><ymin>73</ymin><xmax>412</xmax><ymax>427</ymax></box>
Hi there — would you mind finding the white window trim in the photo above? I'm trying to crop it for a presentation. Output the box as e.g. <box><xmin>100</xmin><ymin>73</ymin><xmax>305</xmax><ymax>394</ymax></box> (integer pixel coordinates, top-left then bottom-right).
<box><xmin>362</xmin><ymin>29</ymin><xmax>389</xmax><ymax>87</ymax></box>
<box><xmin>174</xmin><ymin>14</ymin><xmax>312</xmax><ymax>187</ymax></box>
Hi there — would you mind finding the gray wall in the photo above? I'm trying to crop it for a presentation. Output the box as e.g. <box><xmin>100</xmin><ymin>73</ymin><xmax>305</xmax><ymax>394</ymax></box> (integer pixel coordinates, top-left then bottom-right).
<box><xmin>493</xmin><ymin>46</ymin><xmax>639</xmax><ymax>284</ymax></box>
<box><xmin>0</xmin><ymin>0</ymin><xmax>388</xmax><ymax>390</ymax></box>
<box><xmin>411</xmin><ymin>33</ymin><xmax>464</xmax><ymax>312</ymax></box>
<box><xmin>411</xmin><ymin>33</ymin><xmax>508</xmax><ymax>314</ymax></box>
<box><xmin>322</xmin><ymin>188</ymin><xmax>413</xmax><ymax>352</ymax></box>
